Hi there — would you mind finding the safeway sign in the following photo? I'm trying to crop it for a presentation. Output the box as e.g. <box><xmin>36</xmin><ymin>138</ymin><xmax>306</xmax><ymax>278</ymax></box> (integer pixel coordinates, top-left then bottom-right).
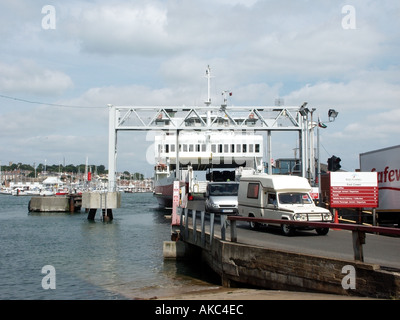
<box><xmin>330</xmin><ymin>172</ymin><xmax>378</xmax><ymax>208</ymax></box>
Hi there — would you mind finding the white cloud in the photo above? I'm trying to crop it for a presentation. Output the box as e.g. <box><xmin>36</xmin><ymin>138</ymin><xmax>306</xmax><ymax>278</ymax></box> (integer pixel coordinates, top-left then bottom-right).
<box><xmin>0</xmin><ymin>60</ymin><xmax>73</xmax><ymax>95</ymax></box>
<box><xmin>283</xmin><ymin>70</ymin><xmax>400</xmax><ymax>112</ymax></box>
<box><xmin>67</xmin><ymin>2</ymin><xmax>174</xmax><ymax>56</ymax></box>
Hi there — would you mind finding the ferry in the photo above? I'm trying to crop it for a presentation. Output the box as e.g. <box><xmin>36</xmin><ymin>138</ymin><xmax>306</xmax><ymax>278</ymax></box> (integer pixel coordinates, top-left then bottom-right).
<box><xmin>153</xmin><ymin>66</ymin><xmax>264</xmax><ymax>208</ymax></box>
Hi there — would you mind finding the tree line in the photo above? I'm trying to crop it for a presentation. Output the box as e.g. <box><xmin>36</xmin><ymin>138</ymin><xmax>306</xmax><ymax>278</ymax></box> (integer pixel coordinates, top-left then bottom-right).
<box><xmin>2</xmin><ymin>163</ymin><xmax>145</xmax><ymax>180</ymax></box>
<box><xmin>2</xmin><ymin>163</ymin><xmax>106</xmax><ymax>175</ymax></box>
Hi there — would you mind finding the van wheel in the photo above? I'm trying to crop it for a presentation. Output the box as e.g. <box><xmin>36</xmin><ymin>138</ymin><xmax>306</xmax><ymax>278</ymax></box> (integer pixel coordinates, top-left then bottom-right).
<box><xmin>281</xmin><ymin>223</ymin><xmax>294</xmax><ymax>236</ymax></box>
<box><xmin>316</xmin><ymin>228</ymin><xmax>329</xmax><ymax>235</ymax></box>
<box><xmin>249</xmin><ymin>214</ymin><xmax>258</xmax><ymax>230</ymax></box>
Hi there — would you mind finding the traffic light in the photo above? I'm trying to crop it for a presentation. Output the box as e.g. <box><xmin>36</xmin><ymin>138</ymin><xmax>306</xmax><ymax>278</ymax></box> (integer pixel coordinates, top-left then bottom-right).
<box><xmin>328</xmin><ymin>156</ymin><xmax>341</xmax><ymax>171</ymax></box>
<box><xmin>328</xmin><ymin>157</ymin><xmax>333</xmax><ymax>171</ymax></box>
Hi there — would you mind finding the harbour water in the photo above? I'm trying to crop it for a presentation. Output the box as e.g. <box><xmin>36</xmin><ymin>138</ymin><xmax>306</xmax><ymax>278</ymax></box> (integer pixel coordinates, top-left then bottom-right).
<box><xmin>0</xmin><ymin>192</ymin><xmax>218</xmax><ymax>300</ymax></box>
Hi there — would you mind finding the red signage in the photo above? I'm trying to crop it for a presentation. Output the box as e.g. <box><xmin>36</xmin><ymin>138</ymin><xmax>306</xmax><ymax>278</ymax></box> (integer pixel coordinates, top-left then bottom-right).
<box><xmin>330</xmin><ymin>172</ymin><xmax>378</xmax><ymax>208</ymax></box>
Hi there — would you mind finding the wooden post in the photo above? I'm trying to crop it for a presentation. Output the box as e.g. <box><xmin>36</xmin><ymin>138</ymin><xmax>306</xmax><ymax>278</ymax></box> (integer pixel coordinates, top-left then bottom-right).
<box><xmin>179</xmin><ymin>206</ymin><xmax>183</xmax><ymax>229</ymax></box>
<box><xmin>184</xmin><ymin>208</ymin><xmax>189</xmax><ymax>240</ymax></box>
<box><xmin>87</xmin><ymin>208</ymin><xmax>97</xmax><ymax>220</ymax></box>
<box><xmin>201</xmin><ymin>210</ymin><xmax>205</xmax><ymax>246</ymax></box>
<box><xmin>221</xmin><ymin>214</ymin><xmax>226</xmax><ymax>241</ymax></box>
<box><xmin>192</xmin><ymin>210</ymin><xmax>197</xmax><ymax>242</ymax></box>
<box><xmin>69</xmin><ymin>195</ymin><xmax>75</xmax><ymax>213</ymax></box>
<box><xmin>230</xmin><ymin>219</ymin><xmax>237</xmax><ymax>242</ymax></box>
<box><xmin>352</xmin><ymin>230</ymin><xmax>365</xmax><ymax>262</ymax></box>
<box><xmin>210</xmin><ymin>213</ymin><xmax>215</xmax><ymax>247</ymax></box>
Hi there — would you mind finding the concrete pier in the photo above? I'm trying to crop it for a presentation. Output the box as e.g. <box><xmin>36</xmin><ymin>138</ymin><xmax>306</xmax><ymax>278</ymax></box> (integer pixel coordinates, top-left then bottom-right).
<box><xmin>163</xmin><ymin>241</ymin><xmax>188</xmax><ymax>259</ymax></box>
<box><xmin>28</xmin><ymin>195</ymin><xmax>82</xmax><ymax>212</ymax></box>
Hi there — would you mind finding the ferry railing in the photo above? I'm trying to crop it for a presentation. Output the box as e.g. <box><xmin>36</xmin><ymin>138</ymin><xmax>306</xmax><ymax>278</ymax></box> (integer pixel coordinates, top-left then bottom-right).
<box><xmin>179</xmin><ymin>208</ymin><xmax>400</xmax><ymax>263</ymax></box>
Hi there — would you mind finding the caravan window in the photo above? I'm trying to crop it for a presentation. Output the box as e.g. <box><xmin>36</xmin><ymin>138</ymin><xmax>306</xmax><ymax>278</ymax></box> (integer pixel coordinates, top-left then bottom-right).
<box><xmin>247</xmin><ymin>183</ymin><xmax>259</xmax><ymax>199</ymax></box>
<box><xmin>267</xmin><ymin>193</ymin><xmax>277</xmax><ymax>205</ymax></box>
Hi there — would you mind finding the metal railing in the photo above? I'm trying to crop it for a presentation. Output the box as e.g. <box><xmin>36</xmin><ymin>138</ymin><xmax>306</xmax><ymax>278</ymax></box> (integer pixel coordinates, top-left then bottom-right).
<box><xmin>179</xmin><ymin>208</ymin><xmax>400</xmax><ymax>263</ymax></box>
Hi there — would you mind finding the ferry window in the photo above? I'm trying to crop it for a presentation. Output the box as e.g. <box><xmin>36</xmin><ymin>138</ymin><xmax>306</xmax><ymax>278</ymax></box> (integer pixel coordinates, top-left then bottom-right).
<box><xmin>231</xmin><ymin>144</ymin><xmax>235</xmax><ymax>153</ymax></box>
<box><xmin>224</xmin><ymin>144</ymin><xmax>229</xmax><ymax>153</ymax></box>
<box><xmin>247</xmin><ymin>183</ymin><xmax>259</xmax><ymax>199</ymax></box>
<box><xmin>255</xmin><ymin>144</ymin><xmax>260</xmax><ymax>153</ymax></box>
<box><xmin>201</xmin><ymin>144</ymin><xmax>206</xmax><ymax>152</ymax></box>
<box><xmin>165</xmin><ymin>144</ymin><xmax>169</xmax><ymax>153</ymax></box>
<box><xmin>236</xmin><ymin>144</ymin><xmax>241</xmax><ymax>152</ymax></box>
<box><xmin>243</xmin><ymin>144</ymin><xmax>247</xmax><ymax>153</ymax></box>
<box><xmin>183</xmin><ymin>144</ymin><xmax>188</xmax><ymax>152</ymax></box>
<box><xmin>218</xmin><ymin>144</ymin><xmax>223</xmax><ymax>153</ymax></box>
<box><xmin>171</xmin><ymin>144</ymin><xmax>175</xmax><ymax>152</ymax></box>
<box><xmin>189</xmin><ymin>144</ymin><xmax>194</xmax><ymax>152</ymax></box>
<box><xmin>249</xmin><ymin>144</ymin><xmax>254</xmax><ymax>152</ymax></box>
<box><xmin>196</xmin><ymin>144</ymin><xmax>200</xmax><ymax>152</ymax></box>
<box><xmin>211</xmin><ymin>144</ymin><xmax>216</xmax><ymax>153</ymax></box>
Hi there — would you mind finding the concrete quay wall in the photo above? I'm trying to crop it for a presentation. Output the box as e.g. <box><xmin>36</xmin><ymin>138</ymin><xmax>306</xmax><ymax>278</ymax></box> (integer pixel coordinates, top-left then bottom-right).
<box><xmin>182</xmin><ymin>227</ymin><xmax>400</xmax><ymax>299</ymax></box>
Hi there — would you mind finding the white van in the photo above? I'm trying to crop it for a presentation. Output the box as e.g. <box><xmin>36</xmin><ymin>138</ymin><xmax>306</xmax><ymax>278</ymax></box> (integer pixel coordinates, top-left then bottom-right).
<box><xmin>205</xmin><ymin>182</ymin><xmax>239</xmax><ymax>215</ymax></box>
<box><xmin>238</xmin><ymin>174</ymin><xmax>332</xmax><ymax>236</ymax></box>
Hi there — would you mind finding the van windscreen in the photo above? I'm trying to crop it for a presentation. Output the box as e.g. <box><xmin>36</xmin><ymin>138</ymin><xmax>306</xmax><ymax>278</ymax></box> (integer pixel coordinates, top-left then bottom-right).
<box><xmin>209</xmin><ymin>183</ymin><xmax>239</xmax><ymax>196</ymax></box>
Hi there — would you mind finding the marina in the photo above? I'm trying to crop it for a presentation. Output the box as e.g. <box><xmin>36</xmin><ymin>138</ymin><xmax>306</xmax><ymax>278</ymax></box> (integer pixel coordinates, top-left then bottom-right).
<box><xmin>0</xmin><ymin>192</ymin><xmax>219</xmax><ymax>300</ymax></box>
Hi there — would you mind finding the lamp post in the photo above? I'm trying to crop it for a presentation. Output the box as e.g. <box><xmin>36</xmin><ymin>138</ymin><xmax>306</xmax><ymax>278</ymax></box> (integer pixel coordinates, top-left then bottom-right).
<box><xmin>299</xmin><ymin>102</ymin><xmax>309</xmax><ymax>179</ymax></box>
<box><xmin>317</xmin><ymin>109</ymin><xmax>339</xmax><ymax>205</ymax></box>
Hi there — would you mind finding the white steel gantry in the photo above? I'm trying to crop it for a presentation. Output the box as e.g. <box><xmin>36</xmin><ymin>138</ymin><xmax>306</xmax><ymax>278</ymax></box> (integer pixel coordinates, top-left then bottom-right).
<box><xmin>107</xmin><ymin>103</ymin><xmax>316</xmax><ymax>191</ymax></box>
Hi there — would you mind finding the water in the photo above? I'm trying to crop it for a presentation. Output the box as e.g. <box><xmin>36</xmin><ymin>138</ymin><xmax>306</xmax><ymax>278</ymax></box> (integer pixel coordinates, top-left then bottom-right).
<box><xmin>0</xmin><ymin>193</ymin><xmax>217</xmax><ymax>300</ymax></box>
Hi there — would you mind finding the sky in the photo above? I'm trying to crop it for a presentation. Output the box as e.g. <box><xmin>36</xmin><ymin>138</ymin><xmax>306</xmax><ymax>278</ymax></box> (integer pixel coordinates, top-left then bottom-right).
<box><xmin>0</xmin><ymin>0</ymin><xmax>399</xmax><ymax>176</ymax></box>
